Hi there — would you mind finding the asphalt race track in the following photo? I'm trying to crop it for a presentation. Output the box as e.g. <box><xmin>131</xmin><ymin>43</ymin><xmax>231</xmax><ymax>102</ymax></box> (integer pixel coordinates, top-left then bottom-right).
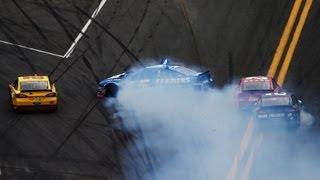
<box><xmin>0</xmin><ymin>0</ymin><xmax>320</xmax><ymax>179</ymax></box>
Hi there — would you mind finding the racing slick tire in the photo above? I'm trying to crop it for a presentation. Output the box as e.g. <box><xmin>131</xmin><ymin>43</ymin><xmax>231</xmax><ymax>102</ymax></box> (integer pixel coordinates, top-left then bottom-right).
<box><xmin>105</xmin><ymin>84</ymin><xmax>119</xmax><ymax>98</ymax></box>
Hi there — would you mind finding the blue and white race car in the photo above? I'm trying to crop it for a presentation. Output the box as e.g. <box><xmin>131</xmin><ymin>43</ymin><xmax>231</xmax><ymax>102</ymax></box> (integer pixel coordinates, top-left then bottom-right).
<box><xmin>254</xmin><ymin>92</ymin><xmax>302</xmax><ymax>128</ymax></box>
<box><xmin>96</xmin><ymin>60</ymin><xmax>214</xmax><ymax>98</ymax></box>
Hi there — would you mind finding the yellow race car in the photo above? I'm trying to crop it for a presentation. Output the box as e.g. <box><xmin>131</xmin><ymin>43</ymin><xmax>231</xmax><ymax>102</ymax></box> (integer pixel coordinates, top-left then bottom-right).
<box><xmin>9</xmin><ymin>75</ymin><xmax>58</xmax><ymax>111</ymax></box>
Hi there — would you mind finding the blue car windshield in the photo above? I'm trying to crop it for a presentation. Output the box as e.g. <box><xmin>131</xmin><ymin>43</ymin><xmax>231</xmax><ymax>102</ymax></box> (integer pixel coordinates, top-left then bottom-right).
<box><xmin>261</xmin><ymin>96</ymin><xmax>291</xmax><ymax>107</ymax></box>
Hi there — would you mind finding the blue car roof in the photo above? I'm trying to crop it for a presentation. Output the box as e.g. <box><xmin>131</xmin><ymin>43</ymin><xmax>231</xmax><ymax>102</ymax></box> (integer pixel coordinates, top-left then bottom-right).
<box><xmin>146</xmin><ymin>65</ymin><xmax>198</xmax><ymax>76</ymax></box>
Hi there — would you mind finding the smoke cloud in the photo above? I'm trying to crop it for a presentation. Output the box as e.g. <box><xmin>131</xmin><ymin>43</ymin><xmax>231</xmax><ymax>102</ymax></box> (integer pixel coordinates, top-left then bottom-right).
<box><xmin>105</xmin><ymin>66</ymin><xmax>319</xmax><ymax>180</ymax></box>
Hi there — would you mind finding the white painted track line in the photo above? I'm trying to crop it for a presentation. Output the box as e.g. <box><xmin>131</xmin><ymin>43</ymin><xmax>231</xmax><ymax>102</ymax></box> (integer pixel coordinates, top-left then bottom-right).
<box><xmin>63</xmin><ymin>0</ymin><xmax>109</xmax><ymax>58</ymax></box>
<box><xmin>0</xmin><ymin>0</ymin><xmax>109</xmax><ymax>59</ymax></box>
<box><xmin>0</xmin><ymin>40</ymin><xmax>65</xmax><ymax>58</ymax></box>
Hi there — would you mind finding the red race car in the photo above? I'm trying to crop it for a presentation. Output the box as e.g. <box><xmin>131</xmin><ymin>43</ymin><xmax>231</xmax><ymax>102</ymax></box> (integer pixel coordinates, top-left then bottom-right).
<box><xmin>237</xmin><ymin>76</ymin><xmax>282</xmax><ymax>110</ymax></box>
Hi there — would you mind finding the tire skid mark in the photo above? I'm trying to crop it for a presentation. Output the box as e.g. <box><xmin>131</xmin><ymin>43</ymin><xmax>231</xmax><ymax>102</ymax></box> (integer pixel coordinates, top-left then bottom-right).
<box><xmin>96</xmin><ymin>105</ymin><xmax>132</xmax><ymax>178</ymax></box>
<box><xmin>178</xmin><ymin>0</ymin><xmax>202</xmax><ymax>64</ymax></box>
<box><xmin>97</xmin><ymin>105</ymin><xmax>156</xmax><ymax>179</ymax></box>
<box><xmin>28</xmin><ymin>1</ymin><xmax>79</xmax><ymax>13</ymax></box>
<box><xmin>50</xmin><ymin>5</ymin><xmax>143</xmax><ymax>81</ymax></box>
<box><xmin>50</xmin><ymin>47</ymin><xmax>89</xmax><ymax>82</ymax></box>
<box><xmin>106</xmin><ymin>0</ymin><xmax>151</xmax><ymax>77</ymax></box>
<box><xmin>0</xmin><ymin>1</ymin><xmax>126</xmax><ymax>178</ymax></box>
<box><xmin>54</xmin><ymin>113</ymin><xmax>121</xmax><ymax>172</ymax></box>
<box><xmin>82</xmin><ymin>55</ymin><xmax>100</xmax><ymax>83</ymax></box>
<box><xmin>135</xmin><ymin>12</ymin><xmax>164</xmax><ymax>59</ymax></box>
<box><xmin>153</xmin><ymin>1</ymin><xmax>179</xmax><ymax>26</ymax></box>
<box><xmin>110</xmin><ymin>106</ymin><xmax>157</xmax><ymax>177</ymax></box>
<box><xmin>97</xmin><ymin>2</ymin><xmax>122</xmax><ymax>56</ymax></box>
<box><xmin>0</xmin><ymin>116</ymin><xmax>25</xmax><ymax>154</ymax></box>
<box><xmin>0</xmin><ymin>164</ymin><xmax>109</xmax><ymax>179</ymax></box>
<box><xmin>11</xmin><ymin>0</ymin><xmax>48</xmax><ymax>41</ymax></box>
<box><xmin>49</xmin><ymin>97</ymin><xmax>98</xmax><ymax>160</ymax></box>
<box><xmin>73</xmin><ymin>4</ymin><xmax>144</xmax><ymax>66</ymax></box>
<box><xmin>50</xmin><ymin>23</ymin><xmax>142</xmax><ymax>84</ymax></box>
<box><xmin>0</xmin><ymin>153</ymin><xmax>114</xmax><ymax>167</ymax></box>
<box><xmin>118</xmin><ymin>0</ymin><xmax>136</xmax><ymax>18</ymax></box>
<box><xmin>41</xmin><ymin>0</ymin><xmax>81</xmax><ymax>42</ymax></box>
<box><xmin>0</xmin><ymin>116</ymin><xmax>23</xmax><ymax>138</ymax></box>
<box><xmin>0</xmin><ymin>25</ymin><xmax>37</xmax><ymax>73</ymax></box>
<box><xmin>0</xmin><ymin>17</ymin><xmax>30</xmax><ymax>32</ymax></box>
<box><xmin>55</xmin><ymin>120</ymin><xmax>121</xmax><ymax>174</ymax></box>
<box><xmin>15</xmin><ymin>116</ymin><xmax>62</xmax><ymax>156</ymax></box>
<box><xmin>97</xmin><ymin>106</ymin><xmax>146</xmax><ymax>163</ymax></box>
<box><xmin>0</xmin><ymin>120</ymin><xmax>115</xmax><ymax>179</ymax></box>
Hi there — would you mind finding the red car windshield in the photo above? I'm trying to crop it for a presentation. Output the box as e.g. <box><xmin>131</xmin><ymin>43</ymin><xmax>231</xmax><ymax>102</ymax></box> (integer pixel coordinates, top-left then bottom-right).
<box><xmin>242</xmin><ymin>80</ymin><xmax>272</xmax><ymax>91</ymax></box>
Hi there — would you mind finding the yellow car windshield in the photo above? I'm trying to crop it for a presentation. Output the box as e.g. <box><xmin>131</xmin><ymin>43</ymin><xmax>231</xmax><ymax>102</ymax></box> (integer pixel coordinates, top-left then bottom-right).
<box><xmin>20</xmin><ymin>81</ymin><xmax>49</xmax><ymax>91</ymax></box>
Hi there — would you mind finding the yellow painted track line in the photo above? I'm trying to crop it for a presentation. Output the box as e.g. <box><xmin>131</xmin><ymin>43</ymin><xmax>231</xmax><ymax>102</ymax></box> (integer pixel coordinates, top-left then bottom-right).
<box><xmin>240</xmin><ymin>134</ymin><xmax>263</xmax><ymax>180</ymax></box>
<box><xmin>227</xmin><ymin>119</ymin><xmax>254</xmax><ymax>180</ymax></box>
<box><xmin>227</xmin><ymin>153</ymin><xmax>239</xmax><ymax>180</ymax></box>
<box><xmin>227</xmin><ymin>0</ymin><xmax>312</xmax><ymax>179</ymax></box>
<box><xmin>238</xmin><ymin>1</ymin><xmax>313</xmax><ymax>179</ymax></box>
<box><xmin>277</xmin><ymin>0</ymin><xmax>313</xmax><ymax>85</ymax></box>
<box><xmin>267</xmin><ymin>0</ymin><xmax>303</xmax><ymax>77</ymax></box>
<box><xmin>239</xmin><ymin>119</ymin><xmax>254</xmax><ymax>160</ymax></box>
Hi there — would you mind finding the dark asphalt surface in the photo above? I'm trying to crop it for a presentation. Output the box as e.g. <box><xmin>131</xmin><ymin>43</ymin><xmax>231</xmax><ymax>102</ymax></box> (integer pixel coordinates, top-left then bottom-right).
<box><xmin>249</xmin><ymin>1</ymin><xmax>320</xmax><ymax>179</ymax></box>
<box><xmin>285</xmin><ymin>0</ymin><xmax>320</xmax><ymax>123</ymax></box>
<box><xmin>0</xmin><ymin>0</ymin><xmax>319</xmax><ymax>179</ymax></box>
